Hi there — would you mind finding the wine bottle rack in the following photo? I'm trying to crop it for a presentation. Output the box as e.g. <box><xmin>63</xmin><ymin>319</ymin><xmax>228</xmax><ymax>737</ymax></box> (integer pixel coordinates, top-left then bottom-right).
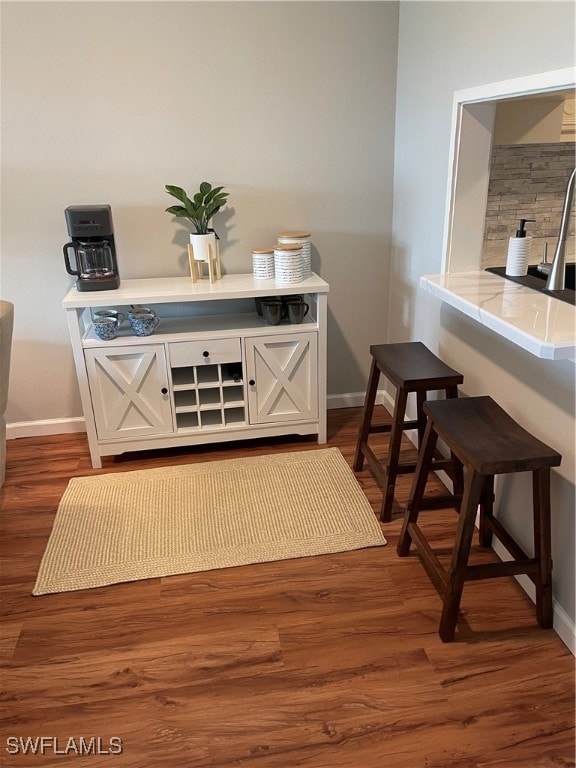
<box><xmin>172</xmin><ymin>362</ymin><xmax>245</xmax><ymax>431</ymax></box>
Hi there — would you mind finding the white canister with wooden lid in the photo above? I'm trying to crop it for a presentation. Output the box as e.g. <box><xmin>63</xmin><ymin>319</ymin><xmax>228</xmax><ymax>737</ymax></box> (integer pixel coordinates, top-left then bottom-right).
<box><xmin>251</xmin><ymin>247</ymin><xmax>275</xmax><ymax>279</ymax></box>
<box><xmin>273</xmin><ymin>242</ymin><xmax>304</xmax><ymax>285</ymax></box>
<box><xmin>277</xmin><ymin>231</ymin><xmax>311</xmax><ymax>278</ymax></box>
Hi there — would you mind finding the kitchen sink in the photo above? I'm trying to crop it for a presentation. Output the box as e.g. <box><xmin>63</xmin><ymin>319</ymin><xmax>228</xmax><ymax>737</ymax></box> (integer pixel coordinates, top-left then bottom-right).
<box><xmin>486</xmin><ymin>264</ymin><xmax>575</xmax><ymax>306</ymax></box>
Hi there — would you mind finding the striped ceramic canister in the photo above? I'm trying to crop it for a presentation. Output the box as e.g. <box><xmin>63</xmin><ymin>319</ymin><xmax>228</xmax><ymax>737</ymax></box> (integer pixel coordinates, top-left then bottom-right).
<box><xmin>277</xmin><ymin>231</ymin><xmax>312</xmax><ymax>278</ymax></box>
<box><xmin>251</xmin><ymin>247</ymin><xmax>275</xmax><ymax>279</ymax></box>
<box><xmin>273</xmin><ymin>243</ymin><xmax>304</xmax><ymax>285</ymax></box>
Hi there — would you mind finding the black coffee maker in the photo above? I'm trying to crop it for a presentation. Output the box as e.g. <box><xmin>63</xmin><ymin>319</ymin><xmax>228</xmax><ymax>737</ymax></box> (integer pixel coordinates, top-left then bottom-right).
<box><xmin>63</xmin><ymin>205</ymin><xmax>120</xmax><ymax>291</ymax></box>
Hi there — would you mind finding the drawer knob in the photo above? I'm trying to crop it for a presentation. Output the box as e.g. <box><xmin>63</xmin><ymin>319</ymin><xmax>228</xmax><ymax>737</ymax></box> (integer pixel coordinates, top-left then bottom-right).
<box><xmin>202</xmin><ymin>350</ymin><xmax>209</xmax><ymax>358</ymax></box>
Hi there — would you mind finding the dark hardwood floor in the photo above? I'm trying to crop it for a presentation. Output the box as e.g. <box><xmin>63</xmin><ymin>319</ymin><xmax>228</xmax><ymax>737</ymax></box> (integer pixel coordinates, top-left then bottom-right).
<box><xmin>1</xmin><ymin>407</ymin><xmax>574</xmax><ymax>767</ymax></box>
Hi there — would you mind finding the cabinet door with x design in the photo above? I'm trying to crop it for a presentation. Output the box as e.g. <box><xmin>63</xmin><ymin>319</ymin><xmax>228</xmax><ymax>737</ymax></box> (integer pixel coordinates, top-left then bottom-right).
<box><xmin>84</xmin><ymin>345</ymin><xmax>173</xmax><ymax>440</ymax></box>
<box><xmin>245</xmin><ymin>332</ymin><xmax>318</xmax><ymax>424</ymax></box>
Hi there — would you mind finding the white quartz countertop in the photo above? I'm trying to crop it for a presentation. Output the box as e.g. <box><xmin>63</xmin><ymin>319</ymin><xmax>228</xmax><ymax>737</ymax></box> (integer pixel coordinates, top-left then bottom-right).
<box><xmin>421</xmin><ymin>270</ymin><xmax>576</xmax><ymax>360</ymax></box>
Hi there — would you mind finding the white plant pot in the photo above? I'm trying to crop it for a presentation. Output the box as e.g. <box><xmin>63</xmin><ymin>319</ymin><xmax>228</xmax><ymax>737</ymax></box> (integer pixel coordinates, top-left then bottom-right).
<box><xmin>190</xmin><ymin>232</ymin><xmax>216</xmax><ymax>262</ymax></box>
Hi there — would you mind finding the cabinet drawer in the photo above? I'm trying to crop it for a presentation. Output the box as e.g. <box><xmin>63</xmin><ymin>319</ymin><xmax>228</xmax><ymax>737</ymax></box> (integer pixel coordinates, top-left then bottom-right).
<box><xmin>169</xmin><ymin>338</ymin><xmax>241</xmax><ymax>367</ymax></box>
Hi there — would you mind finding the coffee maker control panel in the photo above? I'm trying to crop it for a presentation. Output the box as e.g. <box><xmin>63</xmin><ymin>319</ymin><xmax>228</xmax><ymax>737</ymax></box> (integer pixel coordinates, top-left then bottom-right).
<box><xmin>65</xmin><ymin>205</ymin><xmax>114</xmax><ymax>238</ymax></box>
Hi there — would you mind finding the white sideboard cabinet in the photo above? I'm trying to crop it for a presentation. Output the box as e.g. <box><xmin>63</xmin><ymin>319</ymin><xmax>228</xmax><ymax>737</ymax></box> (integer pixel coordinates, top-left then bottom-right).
<box><xmin>63</xmin><ymin>273</ymin><xmax>329</xmax><ymax>468</ymax></box>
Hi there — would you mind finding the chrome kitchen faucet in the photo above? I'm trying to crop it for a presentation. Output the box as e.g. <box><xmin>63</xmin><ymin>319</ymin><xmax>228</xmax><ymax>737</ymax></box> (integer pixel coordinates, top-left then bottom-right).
<box><xmin>544</xmin><ymin>167</ymin><xmax>575</xmax><ymax>291</ymax></box>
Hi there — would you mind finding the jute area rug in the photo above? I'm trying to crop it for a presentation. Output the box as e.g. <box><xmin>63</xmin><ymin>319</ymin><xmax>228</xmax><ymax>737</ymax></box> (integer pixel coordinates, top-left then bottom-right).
<box><xmin>33</xmin><ymin>447</ymin><xmax>386</xmax><ymax>595</ymax></box>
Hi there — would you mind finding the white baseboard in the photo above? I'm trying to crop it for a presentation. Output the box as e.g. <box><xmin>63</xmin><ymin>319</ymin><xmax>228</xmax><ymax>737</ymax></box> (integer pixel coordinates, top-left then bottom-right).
<box><xmin>327</xmin><ymin>390</ymin><xmax>388</xmax><ymax>409</ymax></box>
<box><xmin>6</xmin><ymin>392</ymin><xmax>382</xmax><ymax>440</ymax></box>
<box><xmin>7</xmin><ymin>395</ymin><xmax>575</xmax><ymax>653</ymax></box>
<box><xmin>7</xmin><ymin>418</ymin><xmax>86</xmax><ymax>439</ymax></box>
<box><xmin>8</xmin><ymin>394</ymin><xmax>382</xmax><ymax>439</ymax></box>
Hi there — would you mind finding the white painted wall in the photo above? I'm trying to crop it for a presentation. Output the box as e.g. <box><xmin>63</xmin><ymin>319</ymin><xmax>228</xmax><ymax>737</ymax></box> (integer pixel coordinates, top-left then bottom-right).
<box><xmin>391</xmin><ymin>1</ymin><xmax>575</xmax><ymax>646</ymax></box>
<box><xmin>0</xmin><ymin>1</ymin><xmax>399</xmax><ymax>425</ymax></box>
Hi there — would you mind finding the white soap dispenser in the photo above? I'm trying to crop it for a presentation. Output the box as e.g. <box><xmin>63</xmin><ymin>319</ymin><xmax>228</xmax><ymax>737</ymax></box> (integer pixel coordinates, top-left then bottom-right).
<box><xmin>505</xmin><ymin>218</ymin><xmax>534</xmax><ymax>277</ymax></box>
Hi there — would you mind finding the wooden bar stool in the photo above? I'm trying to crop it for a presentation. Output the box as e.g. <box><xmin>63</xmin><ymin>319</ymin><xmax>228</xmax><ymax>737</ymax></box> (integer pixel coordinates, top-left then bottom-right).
<box><xmin>353</xmin><ymin>342</ymin><xmax>464</xmax><ymax>522</ymax></box>
<box><xmin>397</xmin><ymin>396</ymin><xmax>562</xmax><ymax>642</ymax></box>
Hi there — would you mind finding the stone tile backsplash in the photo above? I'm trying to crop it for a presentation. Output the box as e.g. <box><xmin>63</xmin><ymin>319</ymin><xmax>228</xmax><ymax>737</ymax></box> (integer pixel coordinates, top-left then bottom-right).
<box><xmin>482</xmin><ymin>142</ymin><xmax>575</xmax><ymax>268</ymax></box>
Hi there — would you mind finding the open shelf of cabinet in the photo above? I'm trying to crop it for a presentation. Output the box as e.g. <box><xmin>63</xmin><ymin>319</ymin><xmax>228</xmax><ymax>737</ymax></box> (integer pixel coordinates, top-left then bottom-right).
<box><xmin>80</xmin><ymin>312</ymin><xmax>318</xmax><ymax>347</ymax></box>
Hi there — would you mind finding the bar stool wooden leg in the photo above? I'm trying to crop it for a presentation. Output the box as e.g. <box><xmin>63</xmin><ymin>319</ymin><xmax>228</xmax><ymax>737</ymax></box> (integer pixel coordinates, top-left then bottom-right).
<box><xmin>381</xmin><ymin>386</ymin><xmax>408</xmax><ymax>522</ymax></box>
<box><xmin>445</xmin><ymin>384</ymin><xmax>464</xmax><ymax>506</ymax></box>
<box><xmin>397</xmin><ymin>418</ymin><xmax>438</xmax><ymax>556</ymax></box>
<box><xmin>445</xmin><ymin>385</ymin><xmax>459</xmax><ymax>400</ymax></box>
<box><xmin>450</xmin><ymin>456</ymin><xmax>464</xmax><ymax>512</ymax></box>
<box><xmin>478</xmin><ymin>475</ymin><xmax>495</xmax><ymax>548</ymax></box>
<box><xmin>533</xmin><ymin>467</ymin><xmax>553</xmax><ymax>628</ymax></box>
<box><xmin>416</xmin><ymin>390</ymin><xmax>426</xmax><ymax>447</ymax></box>
<box><xmin>353</xmin><ymin>358</ymin><xmax>380</xmax><ymax>472</ymax></box>
<box><xmin>439</xmin><ymin>469</ymin><xmax>485</xmax><ymax>642</ymax></box>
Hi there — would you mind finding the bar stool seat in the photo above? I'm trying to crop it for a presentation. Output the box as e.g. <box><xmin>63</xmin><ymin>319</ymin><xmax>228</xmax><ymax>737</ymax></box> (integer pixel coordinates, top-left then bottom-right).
<box><xmin>397</xmin><ymin>396</ymin><xmax>562</xmax><ymax>642</ymax></box>
<box><xmin>353</xmin><ymin>342</ymin><xmax>464</xmax><ymax>521</ymax></box>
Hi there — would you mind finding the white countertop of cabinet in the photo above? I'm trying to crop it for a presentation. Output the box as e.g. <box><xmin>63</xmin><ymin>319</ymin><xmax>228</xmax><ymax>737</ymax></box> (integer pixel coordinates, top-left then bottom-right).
<box><xmin>62</xmin><ymin>272</ymin><xmax>330</xmax><ymax>308</ymax></box>
<box><xmin>421</xmin><ymin>270</ymin><xmax>576</xmax><ymax>361</ymax></box>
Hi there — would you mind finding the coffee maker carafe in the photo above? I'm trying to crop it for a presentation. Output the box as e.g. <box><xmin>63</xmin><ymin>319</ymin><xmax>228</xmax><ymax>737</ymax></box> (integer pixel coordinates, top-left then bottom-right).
<box><xmin>63</xmin><ymin>205</ymin><xmax>120</xmax><ymax>291</ymax></box>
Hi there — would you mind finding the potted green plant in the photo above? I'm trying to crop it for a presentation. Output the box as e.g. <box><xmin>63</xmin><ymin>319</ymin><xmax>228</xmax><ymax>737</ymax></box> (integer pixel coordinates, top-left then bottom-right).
<box><xmin>165</xmin><ymin>181</ymin><xmax>229</xmax><ymax>261</ymax></box>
